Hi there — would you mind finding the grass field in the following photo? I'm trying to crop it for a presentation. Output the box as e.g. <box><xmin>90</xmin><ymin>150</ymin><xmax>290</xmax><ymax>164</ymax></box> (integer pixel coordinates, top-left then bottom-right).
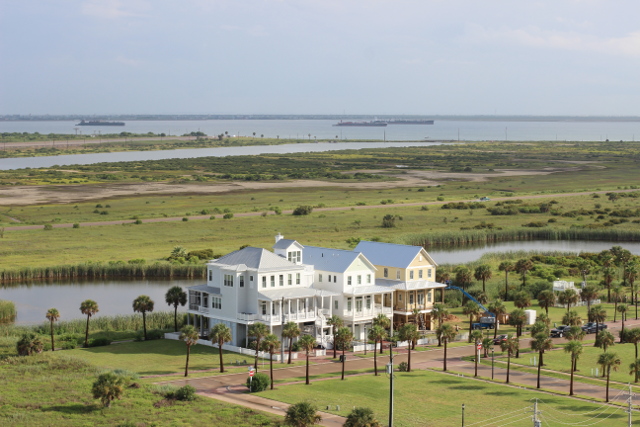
<box><xmin>259</xmin><ymin>369</ymin><xmax>636</xmax><ymax>426</ymax></box>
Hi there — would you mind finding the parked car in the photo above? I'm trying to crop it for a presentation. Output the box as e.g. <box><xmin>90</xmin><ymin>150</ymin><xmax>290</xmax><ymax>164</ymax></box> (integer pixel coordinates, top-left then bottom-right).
<box><xmin>582</xmin><ymin>322</ymin><xmax>608</xmax><ymax>334</ymax></box>
<box><xmin>550</xmin><ymin>325</ymin><xmax>572</xmax><ymax>338</ymax></box>
<box><xmin>479</xmin><ymin>197</ymin><xmax>491</xmax><ymax>201</ymax></box>
<box><xmin>493</xmin><ymin>334</ymin><xmax>508</xmax><ymax>345</ymax></box>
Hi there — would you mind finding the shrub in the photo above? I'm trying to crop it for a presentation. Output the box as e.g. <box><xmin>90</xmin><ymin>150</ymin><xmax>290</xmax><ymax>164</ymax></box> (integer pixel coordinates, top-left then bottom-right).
<box><xmin>72</xmin><ymin>223</ymin><xmax>80</xmax><ymax>228</ymax></box>
<box><xmin>382</xmin><ymin>214</ymin><xmax>397</xmax><ymax>228</ymax></box>
<box><xmin>285</xmin><ymin>402</ymin><xmax>322</xmax><ymax>427</ymax></box>
<box><xmin>92</xmin><ymin>372</ymin><xmax>126</xmax><ymax>407</ymax></box>
<box><xmin>174</xmin><ymin>385</ymin><xmax>196</xmax><ymax>401</ymax></box>
<box><xmin>88</xmin><ymin>338</ymin><xmax>112</xmax><ymax>347</ymax></box>
<box><xmin>292</xmin><ymin>205</ymin><xmax>313</xmax><ymax>215</ymax></box>
<box><xmin>182</xmin><ymin>217</ymin><xmax>189</xmax><ymax>222</ymax></box>
<box><xmin>344</xmin><ymin>407</ymin><xmax>381</xmax><ymax>427</ymax></box>
<box><xmin>398</xmin><ymin>362</ymin><xmax>409</xmax><ymax>372</ymax></box>
<box><xmin>134</xmin><ymin>219</ymin><xmax>143</xmax><ymax>225</ymax></box>
<box><xmin>43</xmin><ymin>224</ymin><xmax>53</xmax><ymax>231</ymax></box>
<box><xmin>223</xmin><ymin>213</ymin><xmax>234</xmax><ymax>219</ymax></box>
<box><xmin>246</xmin><ymin>372</ymin><xmax>270</xmax><ymax>392</ymax></box>
<box><xmin>146</xmin><ymin>329</ymin><xmax>165</xmax><ymax>340</ymax></box>
<box><xmin>436</xmin><ymin>196</ymin><xmax>445</xmax><ymax>201</ymax></box>
<box><xmin>16</xmin><ymin>333</ymin><xmax>44</xmax><ymax>356</ymax></box>
<box><xmin>188</xmin><ymin>249</ymin><xmax>214</xmax><ymax>259</ymax></box>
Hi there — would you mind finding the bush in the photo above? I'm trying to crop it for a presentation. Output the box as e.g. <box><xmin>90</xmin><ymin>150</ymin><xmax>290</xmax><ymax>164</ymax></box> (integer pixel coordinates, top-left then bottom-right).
<box><xmin>188</xmin><ymin>249</ymin><xmax>214</xmax><ymax>259</ymax></box>
<box><xmin>223</xmin><ymin>213</ymin><xmax>234</xmax><ymax>219</ymax></box>
<box><xmin>146</xmin><ymin>329</ymin><xmax>165</xmax><ymax>340</ymax></box>
<box><xmin>344</xmin><ymin>407</ymin><xmax>381</xmax><ymax>427</ymax></box>
<box><xmin>382</xmin><ymin>214</ymin><xmax>397</xmax><ymax>228</ymax></box>
<box><xmin>44</xmin><ymin>224</ymin><xmax>53</xmax><ymax>231</ymax></box>
<box><xmin>72</xmin><ymin>223</ymin><xmax>80</xmax><ymax>228</ymax></box>
<box><xmin>292</xmin><ymin>205</ymin><xmax>313</xmax><ymax>216</ymax></box>
<box><xmin>246</xmin><ymin>372</ymin><xmax>270</xmax><ymax>392</ymax></box>
<box><xmin>174</xmin><ymin>385</ymin><xmax>197</xmax><ymax>401</ymax></box>
<box><xmin>398</xmin><ymin>362</ymin><xmax>409</xmax><ymax>372</ymax></box>
<box><xmin>182</xmin><ymin>217</ymin><xmax>189</xmax><ymax>222</ymax></box>
<box><xmin>88</xmin><ymin>338</ymin><xmax>112</xmax><ymax>347</ymax></box>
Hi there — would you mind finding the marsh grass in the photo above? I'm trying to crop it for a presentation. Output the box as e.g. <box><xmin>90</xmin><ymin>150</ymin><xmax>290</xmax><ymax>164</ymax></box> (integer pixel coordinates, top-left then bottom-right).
<box><xmin>0</xmin><ymin>300</ymin><xmax>16</xmax><ymax>323</ymax></box>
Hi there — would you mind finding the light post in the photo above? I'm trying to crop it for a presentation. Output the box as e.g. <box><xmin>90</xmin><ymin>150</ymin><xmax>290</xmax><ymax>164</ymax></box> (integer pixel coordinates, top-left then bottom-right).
<box><xmin>386</xmin><ymin>350</ymin><xmax>395</xmax><ymax>427</ymax></box>
<box><xmin>491</xmin><ymin>348</ymin><xmax>495</xmax><ymax>380</ymax></box>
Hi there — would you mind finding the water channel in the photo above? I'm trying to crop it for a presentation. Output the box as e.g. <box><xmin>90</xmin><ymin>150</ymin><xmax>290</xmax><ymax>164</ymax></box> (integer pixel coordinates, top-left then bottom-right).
<box><xmin>4</xmin><ymin>240</ymin><xmax>640</xmax><ymax>325</ymax></box>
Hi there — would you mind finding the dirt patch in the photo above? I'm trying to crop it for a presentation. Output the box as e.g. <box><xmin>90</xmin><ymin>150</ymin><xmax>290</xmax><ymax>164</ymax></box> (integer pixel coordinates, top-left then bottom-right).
<box><xmin>0</xmin><ymin>167</ymin><xmax>582</xmax><ymax>206</ymax></box>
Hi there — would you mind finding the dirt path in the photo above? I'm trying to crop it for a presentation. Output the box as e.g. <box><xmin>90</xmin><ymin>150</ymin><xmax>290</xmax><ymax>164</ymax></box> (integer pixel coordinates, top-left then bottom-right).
<box><xmin>3</xmin><ymin>188</ymin><xmax>637</xmax><ymax>231</ymax></box>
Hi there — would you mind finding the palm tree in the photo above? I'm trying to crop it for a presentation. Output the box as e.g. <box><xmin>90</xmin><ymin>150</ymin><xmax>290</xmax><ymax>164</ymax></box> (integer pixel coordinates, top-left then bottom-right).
<box><xmin>284</xmin><ymin>401</ymin><xmax>322</xmax><ymax>427</ymax></box>
<box><xmin>581</xmin><ymin>285</ymin><xmax>600</xmax><ymax>319</ymax></box>
<box><xmin>530</xmin><ymin>321</ymin><xmax>549</xmax><ymax>337</ymax></box>
<box><xmin>626</xmin><ymin>328</ymin><xmax>640</xmax><ymax>382</ymax></box>
<box><xmin>210</xmin><ymin>323</ymin><xmax>232</xmax><ymax>373</ymax></box>
<box><xmin>590</xmin><ymin>304</ymin><xmax>607</xmax><ymax>341</ymax></box>
<box><xmin>596</xmin><ymin>329</ymin><xmax>615</xmax><ymax>360</ymax></box>
<box><xmin>474</xmin><ymin>264</ymin><xmax>492</xmax><ymax>293</ymax></box>
<box><xmin>562</xmin><ymin>310</ymin><xmax>582</xmax><ymax>326</ymax></box>
<box><xmin>611</xmin><ymin>285</ymin><xmax>624</xmax><ymax>321</ymax></box>
<box><xmin>509</xmin><ymin>309</ymin><xmax>527</xmax><ymax>357</ymax></box>
<box><xmin>79</xmin><ymin>299</ymin><xmax>99</xmax><ymax>348</ymax></box>
<box><xmin>16</xmin><ymin>332</ymin><xmax>44</xmax><ymax>356</ymax></box>
<box><xmin>470</xmin><ymin>330</ymin><xmax>484</xmax><ymax>377</ymax></box>
<box><xmin>344</xmin><ymin>407</ymin><xmax>380</xmax><ymax>427</ymax></box>
<box><xmin>261</xmin><ymin>334</ymin><xmax>280</xmax><ymax>390</ymax></box>
<box><xmin>498</xmin><ymin>261</ymin><xmax>515</xmax><ymax>299</ymax></box>
<box><xmin>431</xmin><ymin>304</ymin><xmax>449</xmax><ymax>345</ymax></box>
<box><xmin>92</xmin><ymin>372</ymin><xmax>125</xmax><ymax>408</ymax></box>
<box><xmin>625</xmin><ymin>260</ymin><xmax>639</xmax><ymax>318</ymax></box>
<box><xmin>179</xmin><ymin>325</ymin><xmax>199</xmax><ymax>377</ymax></box>
<box><xmin>368</xmin><ymin>325</ymin><xmax>387</xmax><ymax>376</ymax></box>
<box><xmin>537</xmin><ymin>290</ymin><xmax>556</xmax><ymax>315</ymax></box>
<box><xmin>530</xmin><ymin>332</ymin><xmax>554</xmax><ymax>388</ymax></box>
<box><xmin>482</xmin><ymin>337</ymin><xmax>493</xmax><ymax>358</ymax></box>
<box><xmin>617</xmin><ymin>304</ymin><xmax>628</xmax><ymax>338</ymax></box>
<box><xmin>598</xmin><ymin>352</ymin><xmax>621</xmax><ymax>402</ymax></box>
<box><xmin>601</xmin><ymin>267</ymin><xmax>616</xmax><ymax>302</ymax></box>
<box><xmin>515</xmin><ymin>258</ymin><xmax>534</xmax><ymax>288</ymax></box>
<box><xmin>335</xmin><ymin>327</ymin><xmax>353</xmax><ymax>380</ymax></box>
<box><xmin>454</xmin><ymin>266</ymin><xmax>472</xmax><ymax>289</ymax></box>
<box><xmin>298</xmin><ymin>335</ymin><xmax>316</xmax><ymax>385</ymax></box>
<box><xmin>630</xmin><ymin>359</ymin><xmax>640</xmax><ymax>384</ymax></box>
<box><xmin>462</xmin><ymin>301</ymin><xmax>482</xmax><ymax>342</ymax></box>
<box><xmin>513</xmin><ymin>291</ymin><xmax>532</xmax><ymax>310</ymax></box>
<box><xmin>564</xmin><ymin>326</ymin><xmax>585</xmax><ymax>343</ymax></box>
<box><xmin>437</xmin><ymin>323</ymin><xmax>457</xmax><ymax>372</ymax></box>
<box><xmin>327</xmin><ymin>315</ymin><xmax>343</xmax><ymax>358</ymax></box>
<box><xmin>132</xmin><ymin>295</ymin><xmax>154</xmax><ymax>340</ymax></box>
<box><xmin>373</xmin><ymin>314</ymin><xmax>390</xmax><ymax>354</ymax></box>
<box><xmin>564</xmin><ymin>341</ymin><xmax>583</xmax><ymax>395</ymax></box>
<box><xmin>45</xmin><ymin>308</ymin><xmax>60</xmax><ymax>352</ymax></box>
<box><xmin>165</xmin><ymin>286</ymin><xmax>187</xmax><ymax>332</ymax></box>
<box><xmin>283</xmin><ymin>321</ymin><xmax>301</xmax><ymax>364</ymax></box>
<box><xmin>500</xmin><ymin>335</ymin><xmax>519</xmax><ymax>384</ymax></box>
<box><xmin>487</xmin><ymin>299</ymin><xmax>507</xmax><ymax>339</ymax></box>
<box><xmin>558</xmin><ymin>289</ymin><xmax>579</xmax><ymax>312</ymax></box>
<box><xmin>398</xmin><ymin>323</ymin><xmax>420</xmax><ymax>372</ymax></box>
<box><xmin>248</xmin><ymin>322</ymin><xmax>269</xmax><ymax>370</ymax></box>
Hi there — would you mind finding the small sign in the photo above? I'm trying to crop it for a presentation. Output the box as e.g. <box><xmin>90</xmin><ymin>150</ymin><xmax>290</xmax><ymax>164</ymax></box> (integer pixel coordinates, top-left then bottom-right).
<box><xmin>249</xmin><ymin>371</ymin><xmax>255</xmax><ymax>377</ymax></box>
<box><xmin>476</xmin><ymin>344</ymin><xmax>482</xmax><ymax>350</ymax></box>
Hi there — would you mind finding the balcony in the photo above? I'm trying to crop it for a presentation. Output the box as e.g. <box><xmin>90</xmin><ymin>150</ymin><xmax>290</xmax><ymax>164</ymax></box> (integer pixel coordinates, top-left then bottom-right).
<box><xmin>343</xmin><ymin>305</ymin><xmax>392</xmax><ymax>318</ymax></box>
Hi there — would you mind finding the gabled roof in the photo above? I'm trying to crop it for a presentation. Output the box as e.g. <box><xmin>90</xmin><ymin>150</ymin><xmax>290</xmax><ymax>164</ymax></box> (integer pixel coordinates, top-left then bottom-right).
<box><xmin>189</xmin><ymin>284</ymin><xmax>222</xmax><ymax>295</ymax></box>
<box><xmin>272</xmin><ymin>239</ymin><xmax>303</xmax><ymax>251</ymax></box>
<box><xmin>354</xmin><ymin>241</ymin><xmax>437</xmax><ymax>268</ymax></box>
<box><xmin>213</xmin><ymin>247</ymin><xmax>299</xmax><ymax>271</ymax></box>
<box><xmin>303</xmin><ymin>246</ymin><xmax>376</xmax><ymax>273</ymax></box>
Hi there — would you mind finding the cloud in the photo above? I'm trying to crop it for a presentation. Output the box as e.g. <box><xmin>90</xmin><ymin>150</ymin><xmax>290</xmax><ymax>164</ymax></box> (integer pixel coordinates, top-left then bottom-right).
<box><xmin>81</xmin><ymin>0</ymin><xmax>148</xmax><ymax>19</ymax></box>
<box><xmin>466</xmin><ymin>25</ymin><xmax>640</xmax><ymax>58</ymax></box>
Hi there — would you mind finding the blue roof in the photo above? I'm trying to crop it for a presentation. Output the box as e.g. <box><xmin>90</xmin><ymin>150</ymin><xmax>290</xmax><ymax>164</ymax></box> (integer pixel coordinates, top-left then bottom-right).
<box><xmin>272</xmin><ymin>238</ymin><xmax>301</xmax><ymax>250</ymax></box>
<box><xmin>354</xmin><ymin>241</ymin><xmax>435</xmax><ymax>268</ymax></box>
<box><xmin>214</xmin><ymin>247</ymin><xmax>297</xmax><ymax>271</ymax></box>
<box><xmin>303</xmin><ymin>246</ymin><xmax>374</xmax><ymax>273</ymax></box>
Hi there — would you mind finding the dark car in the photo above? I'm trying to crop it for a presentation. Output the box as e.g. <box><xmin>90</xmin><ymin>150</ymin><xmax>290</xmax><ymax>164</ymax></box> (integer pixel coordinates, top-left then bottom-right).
<box><xmin>582</xmin><ymin>322</ymin><xmax>607</xmax><ymax>334</ymax></box>
<box><xmin>493</xmin><ymin>334</ymin><xmax>508</xmax><ymax>345</ymax></box>
<box><xmin>550</xmin><ymin>325</ymin><xmax>572</xmax><ymax>338</ymax></box>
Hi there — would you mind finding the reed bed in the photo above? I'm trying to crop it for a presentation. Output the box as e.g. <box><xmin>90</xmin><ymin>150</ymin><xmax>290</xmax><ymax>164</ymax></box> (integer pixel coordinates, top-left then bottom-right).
<box><xmin>0</xmin><ymin>300</ymin><xmax>17</xmax><ymax>323</ymax></box>
<box><xmin>0</xmin><ymin>262</ymin><xmax>206</xmax><ymax>284</ymax></box>
<box><xmin>402</xmin><ymin>228</ymin><xmax>640</xmax><ymax>248</ymax></box>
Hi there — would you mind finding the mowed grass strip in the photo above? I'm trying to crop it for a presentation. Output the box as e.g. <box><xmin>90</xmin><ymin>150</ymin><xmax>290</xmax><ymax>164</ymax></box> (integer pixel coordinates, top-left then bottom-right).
<box><xmin>259</xmin><ymin>370</ymin><xmax>629</xmax><ymax>427</ymax></box>
<box><xmin>68</xmin><ymin>339</ymin><xmax>305</xmax><ymax>377</ymax></box>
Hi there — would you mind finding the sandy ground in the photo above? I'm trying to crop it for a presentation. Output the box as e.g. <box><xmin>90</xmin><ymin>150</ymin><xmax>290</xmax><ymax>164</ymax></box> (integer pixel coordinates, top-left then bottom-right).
<box><xmin>0</xmin><ymin>167</ymin><xmax>581</xmax><ymax>206</ymax></box>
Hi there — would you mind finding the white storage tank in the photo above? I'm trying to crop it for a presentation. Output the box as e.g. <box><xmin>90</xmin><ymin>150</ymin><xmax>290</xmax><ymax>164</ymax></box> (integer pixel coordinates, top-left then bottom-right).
<box><xmin>524</xmin><ymin>309</ymin><xmax>537</xmax><ymax>325</ymax></box>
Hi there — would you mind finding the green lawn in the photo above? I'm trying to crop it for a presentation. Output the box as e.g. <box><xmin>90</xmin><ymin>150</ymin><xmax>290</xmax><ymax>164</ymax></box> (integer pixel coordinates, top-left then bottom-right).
<box><xmin>259</xmin><ymin>369</ymin><xmax>635</xmax><ymax>426</ymax></box>
<box><xmin>0</xmin><ymin>352</ymin><xmax>281</xmax><ymax>426</ymax></box>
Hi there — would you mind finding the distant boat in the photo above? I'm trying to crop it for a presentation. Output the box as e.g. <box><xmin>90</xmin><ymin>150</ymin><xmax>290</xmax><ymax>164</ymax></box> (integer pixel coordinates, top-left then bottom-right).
<box><xmin>333</xmin><ymin>120</ymin><xmax>387</xmax><ymax>127</ymax></box>
<box><xmin>76</xmin><ymin>120</ymin><xmax>125</xmax><ymax>126</ymax></box>
<box><xmin>385</xmin><ymin>119</ymin><xmax>434</xmax><ymax>125</ymax></box>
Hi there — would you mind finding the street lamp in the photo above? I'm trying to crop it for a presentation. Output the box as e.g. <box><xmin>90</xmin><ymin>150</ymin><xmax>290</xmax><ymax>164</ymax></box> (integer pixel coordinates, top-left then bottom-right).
<box><xmin>491</xmin><ymin>348</ymin><xmax>495</xmax><ymax>380</ymax></box>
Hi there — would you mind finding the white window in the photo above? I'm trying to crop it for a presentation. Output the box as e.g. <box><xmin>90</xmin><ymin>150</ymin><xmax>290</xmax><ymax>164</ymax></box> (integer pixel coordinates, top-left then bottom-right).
<box><xmin>427</xmin><ymin>291</ymin><xmax>432</xmax><ymax>302</ymax></box>
<box><xmin>418</xmin><ymin>292</ymin><xmax>424</xmax><ymax>305</ymax></box>
<box><xmin>419</xmin><ymin>255</ymin><xmax>423</xmax><ymax>261</ymax></box>
<box><xmin>240</xmin><ymin>276</ymin><xmax>245</xmax><ymax>287</ymax></box>
<box><xmin>212</xmin><ymin>297</ymin><xmax>222</xmax><ymax>309</ymax></box>
<box><xmin>428</xmin><ymin>269</ymin><xmax>432</xmax><ymax>278</ymax></box>
<box><xmin>409</xmin><ymin>270</ymin><xmax>414</xmax><ymax>280</ymax></box>
<box><xmin>409</xmin><ymin>293</ymin><xmax>414</xmax><ymax>304</ymax></box>
<box><xmin>347</xmin><ymin>298</ymin><xmax>352</xmax><ymax>311</ymax></box>
<box><xmin>270</xmin><ymin>275</ymin><xmax>275</xmax><ymax>287</ymax></box>
<box><xmin>209</xmin><ymin>270</ymin><xmax>212</xmax><ymax>281</ymax></box>
<box><xmin>366</xmin><ymin>296</ymin><xmax>371</xmax><ymax>309</ymax></box>
<box><xmin>279</xmin><ymin>275</ymin><xmax>284</xmax><ymax>286</ymax></box>
<box><xmin>357</xmin><ymin>275</ymin><xmax>362</xmax><ymax>285</ymax></box>
<box><xmin>419</xmin><ymin>270</ymin><xmax>423</xmax><ymax>279</ymax></box>
<box><xmin>367</xmin><ymin>274</ymin><xmax>371</xmax><ymax>284</ymax></box>
<box><xmin>261</xmin><ymin>302</ymin><xmax>267</xmax><ymax>315</ymax></box>
<box><xmin>319</xmin><ymin>274</ymin><xmax>323</xmax><ymax>282</ymax></box>
<box><xmin>396</xmin><ymin>270</ymin><xmax>401</xmax><ymax>280</ymax></box>
<box><xmin>224</xmin><ymin>274</ymin><xmax>234</xmax><ymax>287</ymax></box>
<box><xmin>384</xmin><ymin>268</ymin><xmax>388</xmax><ymax>278</ymax></box>
<box><xmin>288</xmin><ymin>251</ymin><xmax>301</xmax><ymax>263</ymax></box>
<box><xmin>262</xmin><ymin>277</ymin><xmax>267</xmax><ymax>288</ymax></box>
<box><xmin>356</xmin><ymin>297</ymin><xmax>363</xmax><ymax>312</ymax></box>
<box><xmin>288</xmin><ymin>274</ymin><xmax>292</xmax><ymax>285</ymax></box>
<box><xmin>296</xmin><ymin>273</ymin><xmax>301</xmax><ymax>285</ymax></box>
<box><xmin>250</xmin><ymin>275</ymin><xmax>254</xmax><ymax>282</ymax></box>
<box><xmin>347</xmin><ymin>276</ymin><xmax>352</xmax><ymax>286</ymax></box>
<box><xmin>334</xmin><ymin>300</ymin><xmax>339</xmax><ymax>310</ymax></box>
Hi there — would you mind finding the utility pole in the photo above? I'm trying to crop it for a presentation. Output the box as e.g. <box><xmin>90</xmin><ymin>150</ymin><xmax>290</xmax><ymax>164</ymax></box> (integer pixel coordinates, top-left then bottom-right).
<box><xmin>461</xmin><ymin>403</ymin><xmax>465</xmax><ymax>427</ymax></box>
<box><xmin>627</xmin><ymin>383</ymin><xmax>634</xmax><ymax>427</ymax></box>
<box><xmin>387</xmin><ymin>351</ymin><xmax>395</xmax><ymax>427</ymax></box>
<box><xmin>532</xmin><ymin>398</ymin><xmax>541</xmax><ymax>427</ymax></box>
<box><xmin>281</xmin><ymin>296</ymin><xmax>285</xmax><ymax>364</ymax></box>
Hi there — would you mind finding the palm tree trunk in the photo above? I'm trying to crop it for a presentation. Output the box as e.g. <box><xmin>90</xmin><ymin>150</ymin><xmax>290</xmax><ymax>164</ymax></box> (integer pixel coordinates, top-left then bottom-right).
<box><xmin>374</xmin><ymin>346</ymin><xmax>378</xmax><ymax>376</ymax></box>
<box><xmin>84</xmin><ymin>315</ymin><xmax>90</xmax><ymax>348</ymax></box>
<box><xmin>443</xmin><ymin>340</ymin><xmax>448</xmax><ymax>372</ymax></box>
<box><xmin>569</xmin><ymin>356</ymin><xmax>574</xmax><ymax>395</ymax></box>
<box><xmin>474</xmin><ymin>349</ymin><xmax>478</xmax><ymax>377</ymax></box>
<box><xmin>407</xmin><ymin>345</ymin><xmax>412</xmax><ymax>372</ymax></box>
<box><xmin>254</xmin><ymin>340</ymin><xmax>260</xmax><ymax>371</ymax></box>
<box><xmin>504</xmin><ymin>272</ymin><xmax>509</xmax><ymax>300</ymax></box>
<box><xmin>219</xmin><ymin>342</ymin><xmax>224</xmax><ymax>373</ymax></box>
<box><xmin>341</xmin><ymin>348</ymin><xmax>346</xmax><ymax>380</ymax></box>
<box><xmin>482</xmin><ymin>279</ymin><xmax>486</xmax><ymax>293</ymax></box>
<box><xmin>606</xmin><ymin>368</ymin><xmax>610</xmax><ymax>402</ymax></box>
<box><xmin>494</xmin><ymin>323</ymin><xmax>498</xmax><ymax>340</ymax></box>
<box><xmin>270</xmin><ymin>351</ymin><xmax>274</xmax><ymax>390</ymax></box>
<box><xmin>636</xmin><ymin>344</ymin><xmax>639</xmax><ymax>382</ymax></box>
<box><xmin>143</xmin><ymin>311</ymin><xmax>147</xmax><ymax>340</ymax></box>
<box><xmin>289</xmin><ymin>338</ymin><xmax>293</xmax><ymax>364</ymax></box>
<box><xmin>333</xmin><ymin>336</ymin><xmax>337</xmax><ymax>359</ymax></box>
<box><xmin>174</xmin><ymin>305</ymin><xmax>178</xmax><ymax>332</ymax></box>
<box><xmin>185</xmin><ymin>346</ymin><xmax>190</xmax><ymax>377</ymax></box>
<box><xmin>305</xmin><ymin>352</ymin><xmax>310</xmax><ymax>385</ymax></box>
<box><xmin>536</xmin><ymin>353</ymin><xmax>542</xmax><ymax>388</ymax></box>
<box><xmin>50</xmin><ymin>320</ymin><xmax>55</xmax><ymax>352</ymax></box>
<box><xmin>506</xmin><ymin>354</ymin><xmax>511</xmax><ymax>384</ymax></box>
<box><xmin>468</xmin><ymin>316</ymin><xmax>473</xmax><ymax>343</ymax></box>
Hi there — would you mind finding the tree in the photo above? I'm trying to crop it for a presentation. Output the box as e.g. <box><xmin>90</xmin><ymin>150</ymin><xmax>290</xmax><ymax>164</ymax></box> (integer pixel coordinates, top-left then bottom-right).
<box><xmin>45</xmin><ymin>308</ymin><xmax>60</xmax><ymax>352</ymax></box>
<box><xmin>335</xmin><ymin>327</ymin><xmax>353</xmax><ymax>380</ymax></box>
<box><xmin>92</xmin><ymin>372</ymin><xmax>126</xmax><ymax>408</ymax></box>
<box><xmin>618</xmin><ymin>304</ymin><xmax>629</xmax><ymax>339</ymax></box>
<box><xmin>16</xmin><ymin>332</ymin><xmax>44</xmax><ymax>356</ymax></box>
<box><xmin>482</xmin><ymin>337</ymin><xmax>493</xmax><ymax>358</ymax></box>
<box><xmin>344</xmin><ymin>407</ymin><xmax>381</xmax><ymax>427</ymax></box>
<box><xmin>454</xmin><ymin>266</ymin><xmax>472</xmax><ymax>289</ymax></box>
<box><xmin>474</xmin><ymin>264</ymin><xmax>492</xmax><ymax>293</ymax></box>
<box><xmin>80</xmin><ymin>299</ymin><xmax>99</xmax><ymax>348</ymax></box>
<box><xmin>625</xmin><ymin>260</ymin><xmax>639</xmax><ymax>318</ymax></box>
<box><xmin>165</xmin><ymin>286</ymin><xmax>187</xmax><ymax>332</ymax></box>
<box><xmin>368</xmin><ymin>325</ymin><xmax>387</xmax><ymax>376</ymax></box>
<box><xmin>437</xmin><ymin>323</ymin><xmax>457</xmax><ymax>372</ymax></box>
<box><xmin>597</xmin><ymin>352</ymin><xmax>621</xmax><ymax>402</ymax></box>
<box><xmin>596</xmin><ymin>330</ymin><xmax>615</xmax><ymax>355</ymax></box>
<box><xmin>180</xmin><ymin>325</ymin><xmax>199</xmax><ymax>377</ymax></box>
<box><xmin>601</xmin><ymin>266</ymin><xmax>616</xmax><ymax>302</ymax></box>
<box><xmin>581</xmin><ymin>285</ymin><xmax>600</xmax><ymax>319</ymax></box>
<box><xmin>398</xmin><ymin>323</ymin><xmax>420</xmax><ymax>372</ymax></box>
<box><xmin>431</xmin><ymin>304</ymin><xmax>449</xmax><ymax>345</ymax></box>
<box><xmin>248</xmin><ymin>322</ymin><xmax>269</xmax><ymax>371</ymax></box>
<box><xmin>530</xmin><ymin>321</ymin><xmax>549</xmax><ymax>338</ymax></box>
<box><xmin>283</xmin><ymin>321</ymin><xmax>301</xmax><ymax>364</ymax></box>
<box><xmin>500</xmin><ymin>335</ymin><xmax>519</xmax><ymax>384</ymax></box>
<box><xmin>537</xmin><ymin>290</ymin><xmax>556</xmax><ymax>315</ymax></box>
<box><xmin>530</xmin><ymin>332</ymin><xmax>553</xmax><ymax>388</ymax></box>
<box><xmin>327</xmin><ymin>315</ymin><xmax>343</xmax><ymax>359</ymax></box>
<box><xmin>132</xmin><ymin>295</ymin><xmax>154</xmax><ymax>340</ymax></box>
<box><xmin>470</xmin><ymin>330</ymin><xmax>484</xmax><ymax>377</ymax></box>
<box><xmin>462</xmin><ymin>301</ymin><xmax>482</xmax><ymax>342</ymax></box>
<box><xmin>562</xmin><ymin>310</ymin><xmax>582</xmax><ymax>327</ymax></box>
<box><xmin>284</xmin><ymin>401</ymin><xmax>322</xmax><ymax>427</ymax></box>
<box><xmin>261</xmin><ymin>334</ymin><xmax>280</xmax><ymax>390</ymax></box>
<box><xmin>509</xmin><ymin>309</ymin><xmax>527</xmax><ymax>357</ymax></box>
<box><xmin>611</xmin><ymin>285</ymin><xmax>624</xmax><ymax>321</ymax></box>
<box><xmin>373</xmin><ymin>314</ymin><xmax>390</xmax><ymax>354</ymax></box>
<box><xmin>298</xmin><ymin>335</ymin><xmax>316</xmax><ymax>385</ymax></box>
<box><xmin>564</xmin><ymin>326</ymin><xmax>585</xmax><ymax>342</ymax></box>
<box><xmin>558</xmin><ymin>289</ymin><xmax>579</xmax><ymax>312</ymax></box>
<box><xmin>487</xmin><ymin>299</ymin><xmax>507</xmax><ymax>339</ymax></box>
<box><xmin>515</xmin><ymin>259</ymin><xmax>534</xmax><ymax>288</ymax></box>
<box><xmin>564</xmin><ymin>341</ymin><xmax>583</xmax><ymax>395</ymax></box>
<box><xmin>498</xmin><ymin>261</ymin><xmax>515</xmax><ymax>299</ymax></box>
<box><xmin>210</xmin><ymin>323</ymin><xmax>232</xmax><ymax>373</ymax></box>
<box><xmin>590</xmin><ymin>304</ymin><xmax>607</xmax><ymax>341</ymax></box>
<box><xmin>626</xmin><ymin>328</ymin><xmax>640</xmax><ymax>382</ymax></box>
<box><xmin>513</xmin><ymin>291</ymin><xmax>532</xmax><ymax>310</ymax></box>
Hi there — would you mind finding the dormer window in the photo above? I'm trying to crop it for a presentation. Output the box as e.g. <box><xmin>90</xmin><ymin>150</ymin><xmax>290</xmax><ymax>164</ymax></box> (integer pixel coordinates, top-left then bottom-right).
<box><xmin>409</xmin><ymin>271</ymin><xmax>414</xmax><ymax>280</ymax></box>
<box><xmin>384</xmin><ymin>268</ymin><xmax>388</xmax><ymax>278</ymax></box>
<box><xmin>396</xmin><ymin>270</ymin><xmax>401</xmax><ymax>280</ymax></box>
<box><xmin>347</xmin><ymin>276</ymin><xmax>352</xmax><ymax>286</ymax></box>
<box><xmin>287</xmin><ymin>250</ymin><xmax>301</xmax><ymax>263</ymax></box>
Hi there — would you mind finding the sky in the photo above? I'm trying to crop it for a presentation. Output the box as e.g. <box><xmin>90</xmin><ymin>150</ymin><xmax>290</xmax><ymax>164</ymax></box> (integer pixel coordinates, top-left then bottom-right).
<box><xmin>1</xmin><ymin>0</ymin><xmax>639</xmax><ymax>116</ymax></box>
